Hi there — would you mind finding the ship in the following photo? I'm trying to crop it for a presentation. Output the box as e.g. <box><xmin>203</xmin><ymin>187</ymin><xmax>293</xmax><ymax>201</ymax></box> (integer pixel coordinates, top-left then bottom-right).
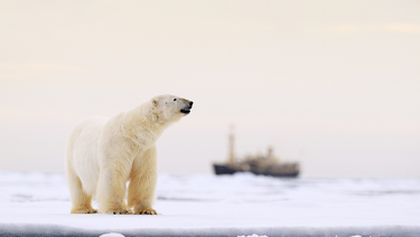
<box><xmin>212</xmin><ymin>128</ymin><xmax>300</xmax><ymax>178</ymax></box>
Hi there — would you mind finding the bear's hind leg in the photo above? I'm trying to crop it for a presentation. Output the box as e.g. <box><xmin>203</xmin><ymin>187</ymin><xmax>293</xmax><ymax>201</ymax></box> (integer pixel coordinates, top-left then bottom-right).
<box><xmin>67</xmin><ymin>168</ymin><xmax>97</xmax><ymax>214</ymax></box>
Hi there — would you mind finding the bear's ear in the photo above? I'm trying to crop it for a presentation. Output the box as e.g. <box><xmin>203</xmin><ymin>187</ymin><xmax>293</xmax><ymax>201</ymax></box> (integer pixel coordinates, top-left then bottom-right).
<box><xmin>152</xmin><ymin>99</ymin><xmax>159</xmax><ymax>107</ymax></box>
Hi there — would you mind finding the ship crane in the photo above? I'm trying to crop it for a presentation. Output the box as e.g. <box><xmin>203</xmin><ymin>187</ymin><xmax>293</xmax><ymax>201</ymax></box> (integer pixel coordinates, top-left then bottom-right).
<box><xmin>227</xmin><ymin>126</ymin><xmax>235</xmax><ymax>165</ymax></box>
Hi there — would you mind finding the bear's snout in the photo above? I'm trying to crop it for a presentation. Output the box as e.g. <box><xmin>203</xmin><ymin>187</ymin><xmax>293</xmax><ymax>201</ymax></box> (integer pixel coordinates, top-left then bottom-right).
<box><xmin>180</xmin><ymin>100</ymin><xmax>193</xmax><ymax>114</ymax></box>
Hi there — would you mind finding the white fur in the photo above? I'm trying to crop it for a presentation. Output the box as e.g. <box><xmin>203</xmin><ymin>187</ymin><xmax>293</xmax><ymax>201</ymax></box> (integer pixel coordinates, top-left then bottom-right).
<box><xmin>66</xmin><ymin>95</ymin><xmax>192</xmax><ymax>214</ymax></box>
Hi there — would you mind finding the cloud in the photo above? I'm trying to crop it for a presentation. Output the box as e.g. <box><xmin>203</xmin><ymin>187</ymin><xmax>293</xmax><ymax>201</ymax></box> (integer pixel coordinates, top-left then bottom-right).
<box><xmin>329</xmin><ymin>23</ymin><xmax>420</xmax><ymax>34</ymax></box>
<box><xmin>0</xmin><ymin>63</ymin><xmax>84</xmax><ymax>73</ymax></box>
<box><xmin>383</xmin><ymin>23</ymin><xmax>420</xmax><ymax>33</ymax></box>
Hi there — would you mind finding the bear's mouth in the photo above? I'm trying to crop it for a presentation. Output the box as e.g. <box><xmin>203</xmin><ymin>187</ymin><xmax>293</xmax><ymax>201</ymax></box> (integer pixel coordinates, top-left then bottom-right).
<box><xmin>180</xmin><ymin>108</ymin><xmax>191</xmax><ymax>114</ymax></box>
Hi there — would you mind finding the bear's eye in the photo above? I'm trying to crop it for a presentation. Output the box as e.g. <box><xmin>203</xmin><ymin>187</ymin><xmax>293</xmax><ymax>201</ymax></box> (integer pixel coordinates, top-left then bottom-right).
<box><xmin>173</xmin><ymin>98</ymin><xmax>177</xmax><ymax>102</ymax></box>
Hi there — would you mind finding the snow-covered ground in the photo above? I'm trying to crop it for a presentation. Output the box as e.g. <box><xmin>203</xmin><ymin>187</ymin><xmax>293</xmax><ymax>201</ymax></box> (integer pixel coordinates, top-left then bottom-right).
<box><xmin>0</xmin><ymin>172</ymin><xmax>419</xmax><ymax>236</ymax></box>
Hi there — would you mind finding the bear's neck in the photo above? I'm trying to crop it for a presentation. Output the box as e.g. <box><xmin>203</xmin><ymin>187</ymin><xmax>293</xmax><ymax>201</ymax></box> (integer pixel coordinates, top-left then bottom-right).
<box><xmin>122</xmin><ymin>104</ymin><xmax>168</xmax><ymax>146</ymax></box>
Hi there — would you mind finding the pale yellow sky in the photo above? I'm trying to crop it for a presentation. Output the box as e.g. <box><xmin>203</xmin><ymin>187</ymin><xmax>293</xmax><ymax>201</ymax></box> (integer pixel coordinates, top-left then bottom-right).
<box><xmin>1</xmin><ymin>0</ymin><xmax>419</xmax><ymax>177</ymax></box>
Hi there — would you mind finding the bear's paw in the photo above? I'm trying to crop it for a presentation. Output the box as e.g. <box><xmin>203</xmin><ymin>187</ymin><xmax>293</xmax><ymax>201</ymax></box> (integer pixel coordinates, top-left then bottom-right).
<box><xmin>136</xmin><ymin>207</ymin><xmax>157</xmax><ymax>215</ymax></box>
<box><xmin>71</xmin><ymin>207</ymin><xmax>97</xmax><ymax>214</ymax></box>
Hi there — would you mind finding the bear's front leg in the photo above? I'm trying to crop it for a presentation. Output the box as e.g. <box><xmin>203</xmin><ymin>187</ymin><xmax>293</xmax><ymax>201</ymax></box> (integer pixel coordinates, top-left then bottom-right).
<box><xmin>128</xmin><ymin>147</ymin><xmax>158</xmax><ymax>215</ymax></box>
<box><xmin>97</xmin><ymin>166</ymin><xmax>130</xmax><ymax>214</ymax></box>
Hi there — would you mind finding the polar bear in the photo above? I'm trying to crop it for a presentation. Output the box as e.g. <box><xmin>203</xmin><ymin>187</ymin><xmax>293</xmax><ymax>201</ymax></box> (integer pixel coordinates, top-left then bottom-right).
<box><xmin>66</xmin><ymin>95</ymin><xmax>193</xmax><ymax>215</ymax></box>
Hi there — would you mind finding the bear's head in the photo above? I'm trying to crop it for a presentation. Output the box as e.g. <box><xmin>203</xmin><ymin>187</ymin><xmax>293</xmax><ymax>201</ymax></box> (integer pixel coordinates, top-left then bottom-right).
<box><xmin>151</xmin><ymin>95</ymin><xmax>193</xmax><ymax>124</ymax></box>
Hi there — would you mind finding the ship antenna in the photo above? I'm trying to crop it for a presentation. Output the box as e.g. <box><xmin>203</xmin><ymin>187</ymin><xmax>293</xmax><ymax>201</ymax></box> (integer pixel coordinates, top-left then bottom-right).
<box><xmin>228</xmin><ymin>125</ymin><xmax>235</xmax><ymax>164</ymax></box>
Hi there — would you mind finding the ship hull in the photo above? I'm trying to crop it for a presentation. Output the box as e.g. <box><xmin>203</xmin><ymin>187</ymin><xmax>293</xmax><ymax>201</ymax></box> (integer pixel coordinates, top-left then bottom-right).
<box><xmin>213</xmin><ymin>164</ymin><xmax>238</xmax><ymax>175</ymax></box>
<box><xmin>213</xmin><ymin>163</ymin><xmax>299</xmax><ymax>178</ymax></box>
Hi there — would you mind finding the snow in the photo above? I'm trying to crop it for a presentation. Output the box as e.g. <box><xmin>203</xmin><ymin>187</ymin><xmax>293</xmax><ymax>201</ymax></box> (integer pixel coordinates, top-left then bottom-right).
<box><xmin>99</xmin><ymin>233</ymin><xmax>125</xmax><ymax>237</ymax></box>
<box><xmin>238</xmin><ymin>234</ymin><xmax>268</xmax><ymax>237</ymax></box>
<box><xmin>0</xmin><ymin>172</ymin><xmax>420</xmax><ymax>236</ymax></box>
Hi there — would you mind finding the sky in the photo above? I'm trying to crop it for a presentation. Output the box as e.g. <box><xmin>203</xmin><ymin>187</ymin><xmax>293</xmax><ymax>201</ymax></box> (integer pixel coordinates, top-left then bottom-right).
<box><xmin>0</xmin><ymin>0</ymin><xmax>419</xmax><ymax>177</ymax></box>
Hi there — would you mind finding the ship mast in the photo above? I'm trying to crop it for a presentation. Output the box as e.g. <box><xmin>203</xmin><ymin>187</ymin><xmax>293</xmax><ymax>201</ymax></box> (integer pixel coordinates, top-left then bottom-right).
<box><xmin>228</xmin><ymin>126</ymin><xmax>235</xmax><ymax>164</ymax></box>
<box><xmin>267</xmin><ymin>146</ymin><xmax>275</xmax><ymax>160</ymax></box>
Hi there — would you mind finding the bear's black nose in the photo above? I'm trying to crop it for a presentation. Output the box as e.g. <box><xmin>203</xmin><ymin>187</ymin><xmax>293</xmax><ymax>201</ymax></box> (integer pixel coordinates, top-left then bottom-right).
<box><xmin>189</xmin><ymin>101</ymin><xmax>193</xmax><ymax>108</ymax></box>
